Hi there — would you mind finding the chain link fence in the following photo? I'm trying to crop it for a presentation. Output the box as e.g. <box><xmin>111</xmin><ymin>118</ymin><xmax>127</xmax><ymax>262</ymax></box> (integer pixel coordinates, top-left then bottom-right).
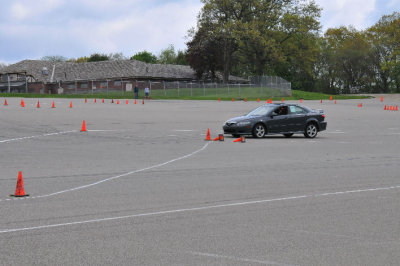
<box><xmin>1</xmin><ymin>76</ymin><xmax>291</xmax><ymax>98</ymax></box>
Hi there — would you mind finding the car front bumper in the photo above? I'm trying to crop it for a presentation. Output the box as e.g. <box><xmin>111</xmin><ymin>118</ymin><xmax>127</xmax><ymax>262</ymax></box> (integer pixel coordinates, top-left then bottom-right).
<box><xmin>223</xmin><ymin>124</ymin><xmax>252</xmax><ymax>135</ymax></box>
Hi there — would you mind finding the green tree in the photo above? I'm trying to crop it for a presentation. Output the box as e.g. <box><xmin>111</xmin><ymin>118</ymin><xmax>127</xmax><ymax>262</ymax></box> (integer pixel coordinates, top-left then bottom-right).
<box><xmin>87</xmin><ymin>53</ymin><xmax>109</xmax><ymax>62</ymax></box>
<box><xmin>158</xmin><ymin>45</ymin><xmax>177</xmax><ymax>64</ymax></box>
<box><xmin>131</xmin><ymin>51</ymin><xmax>158</xmax><ymax>63</ymax></box>
<box><xmin>367</xmin><ymin>12</ymin><xmax>400</xmax><ymax>92</ymax></box>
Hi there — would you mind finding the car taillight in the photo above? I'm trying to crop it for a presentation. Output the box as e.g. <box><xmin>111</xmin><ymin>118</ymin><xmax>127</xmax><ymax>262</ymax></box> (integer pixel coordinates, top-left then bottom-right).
<box><xmin>322</xmin><ymin>114</ymin><xmax>325</xmax><ymax>118</ymax></box>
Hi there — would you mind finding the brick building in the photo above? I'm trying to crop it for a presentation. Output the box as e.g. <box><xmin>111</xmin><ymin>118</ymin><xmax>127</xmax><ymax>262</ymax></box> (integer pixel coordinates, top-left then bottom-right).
<box><xmin>0</xmin><ymin>60</ymin><xmax>246</xmax><ymax>94</ymax></box>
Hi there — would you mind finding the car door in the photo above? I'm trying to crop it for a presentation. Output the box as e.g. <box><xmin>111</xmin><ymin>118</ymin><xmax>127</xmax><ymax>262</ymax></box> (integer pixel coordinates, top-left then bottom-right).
<box><xmin>286</xmin><ymin>105</ymin><xmax>307</xmax><ymax>132</ymax></box>
<box><xmin>267</xmin><ymin>106</ymin><xmax>288</xmax><ymax>133</ymax></box>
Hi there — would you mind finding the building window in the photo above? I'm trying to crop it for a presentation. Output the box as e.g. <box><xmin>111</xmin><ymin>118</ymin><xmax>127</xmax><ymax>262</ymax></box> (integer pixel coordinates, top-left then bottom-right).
<box><xmin>100</xmin><ymin>82</ymin><xmax>108</xmax><ymax>88</ymax></box>
<box><xmin>80</xmin><ymin>83</ymin><xmax>88</xmax><ymax>89</ymax></box>
<box><xmin>114</xmin><ymin>81</ymin><xmax>122</xmax><ymax>86</ymax></box>
<box><xmin>68</xmin><ymin>84</ymin><xmax>75</xmax><ymax>89</ymax></box>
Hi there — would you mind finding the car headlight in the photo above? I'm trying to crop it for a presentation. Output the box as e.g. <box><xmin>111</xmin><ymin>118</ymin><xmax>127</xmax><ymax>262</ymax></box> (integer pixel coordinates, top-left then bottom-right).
<box><xmin>237</xmin><ymin>121</ymin><xmax>251</xmax><ymax>126</ymax></box>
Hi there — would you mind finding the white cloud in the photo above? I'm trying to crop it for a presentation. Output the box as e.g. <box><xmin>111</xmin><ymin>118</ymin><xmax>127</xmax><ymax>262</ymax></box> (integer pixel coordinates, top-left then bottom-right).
<box><xmin>10</xmin><ymin>3</ymin><xmax>30</xmax><ymax>20</ymax></box>
<box><xmin>315</xmin><ymin>0</ymin><xmax>376</xmax><ymax>30</ymax></box>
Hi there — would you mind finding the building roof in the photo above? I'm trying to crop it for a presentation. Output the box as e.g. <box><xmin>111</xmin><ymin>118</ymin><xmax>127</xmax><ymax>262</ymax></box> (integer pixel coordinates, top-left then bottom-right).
<box><xmin>0</xmin><ymin>60</ymin><xmax>247</xmax><ymax>83</ymax></box>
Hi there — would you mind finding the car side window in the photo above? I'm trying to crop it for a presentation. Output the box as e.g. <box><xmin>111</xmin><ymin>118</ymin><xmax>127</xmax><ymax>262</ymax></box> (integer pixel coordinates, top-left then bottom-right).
<box><xmin>275</xmin><ymin>106</ymin><xmax>288</xmax><ymax>115</ymax></box>
<box><xmin>289</xmin><ymin>106</ymin><xmax>306</xmax><ymax>114</ymax></box>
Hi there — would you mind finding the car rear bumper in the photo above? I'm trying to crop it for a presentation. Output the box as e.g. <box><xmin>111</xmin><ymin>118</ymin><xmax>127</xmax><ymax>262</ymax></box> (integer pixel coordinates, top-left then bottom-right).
<box><xmin>319</xmin><ymin>121</ymin><xmax>327</xmax><ymax>131</ymax></box>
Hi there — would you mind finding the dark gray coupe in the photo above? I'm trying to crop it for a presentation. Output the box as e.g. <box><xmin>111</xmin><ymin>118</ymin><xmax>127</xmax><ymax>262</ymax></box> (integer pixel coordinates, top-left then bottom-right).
<box><xmin>223</xmin><ymin>103</ymin><xmax>327</xmax><ymax>138</ymax></box>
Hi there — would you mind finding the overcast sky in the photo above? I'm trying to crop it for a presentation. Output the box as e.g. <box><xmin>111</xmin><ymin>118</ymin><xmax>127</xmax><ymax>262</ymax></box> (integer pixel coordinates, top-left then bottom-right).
<box><xmin>0</xmin><ymin>0</ymin><xmax>399</xmax><ymax>64</ymax></box>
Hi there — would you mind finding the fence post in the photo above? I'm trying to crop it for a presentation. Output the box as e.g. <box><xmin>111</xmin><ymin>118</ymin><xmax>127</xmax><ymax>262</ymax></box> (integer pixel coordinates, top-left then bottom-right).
<box><xmin>163</xmin><ymin>81</ymin><xmax>166</xmax><ymax>96</ymax></box>
<box><xmin>190</xmin><ymin>82</ymin><xmax>193</xmax><ymax>97</ymax></box>
<box><xmin>75</xmin><ymin>81</ymin><xmax>77</xmax><ymax>94</ymax></box>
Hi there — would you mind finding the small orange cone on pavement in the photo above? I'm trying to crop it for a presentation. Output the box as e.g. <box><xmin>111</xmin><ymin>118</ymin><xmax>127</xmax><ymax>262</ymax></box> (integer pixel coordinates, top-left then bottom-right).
<box><xmin>117</xmin><ymin>100</ymin><xmax>120</xmax><ymax>104</ymax></box>
<box><xmin>51</xmin><ymin>101</ymin><xmax>55</xmax><ymax>108</ymax></box>
<box><xmin>384</xmin><ymin>105</ymin><xmax>387</xmax><ymax>110</ymax></box>
<box><xmin>102</xmin><ymin>98</ymin><xmax>104</xmax><ymax>103</ymax></box>
<box><xmin>94</xmin><ymin>98</ymin><xmax>97</xmax><ymax>103</ymax></box>
<box><xmin>142</xmin><ymin>99</ymin><xmax>144</xmax><ymax>104</ymax></box>
<box><xmin>213</xmin><ymin>136</ymin><xmax>220</xmax><ymax>141</ymax></box>
<box><xmin>232</xmin><ymin>98</ymin><xmax>234</xmax><ymax>102</ymax></box>
<box><xmin>205</xmin><ymin>128</ymin><xmax>211</xmax><ymax>141</ymax></box>
<box><xmin>21</xmin><ymin>99</ymin><xmax>25</xmax><ymax>107</ymax></box>
<box><xmin>390</xmin><ymin>105</ymin><xmax>393</xmax><ymax>111</ymax></box>
<box><xmin>126</xmin><ymin>99</ymin><xmax>129</xmax><ymax>104</ymax></box>
<box><xmin>281</xmin><ymin>98</ymin><xmax>284</xmax><ymax>102</ymax></box>
<box><xmin>395</xmin><ymin>105</ymin><xmax>398</xmax><ymax>111</ymax></box>
<box><xmin>218</xmin><ymin>134</ymin><xmax>224</xmax><ymax>141</ymax></box>
<box><xmin>257</xmin><ymin>98</ymin><xmax>260</xmax><ymax>102</ymax></box>
<box><xmin>320</xmin><ymin>99</ymin><xmax>323</xmax><ymax>104</ymax></box>
<box><xmin>218</xmin><ymin>98</ymin><xmax>221</xmax><ymax>102</ymax></box>
<box><xmin>4</xmin><ymin>98</ymin><xmax>8</xmax><ymax>106</ymax></box>
<box><xmin>381</xmin><ymin>96</ymin><xmax>383</xmax><ymax>102</ymax></box>
<box><xmin>85</xmin><ymin>98</ymin><xmax>87</xmax><ymax>103</ymax></box>
<box><xmin>335</xmin><ymin>100</ymin><xmax>337</xmax><ymax>104</ymax></box>
<box><xmin>233</xmin><ymin>137</ymin><xmax>244</xmax><ymax>143</ymax></box>
<box><xmin>81</xmin><ymin>120</ymin><xmax>87</xmax><ymax>132</ymax></box>
<box><xmin>37</xmin><ymin>101</ymin><xmax>40</xmax><ymax>108</ymax></box>
<box><xmin>300</xmin><ymin>99</ymin><xmax>303</xmax><ymax>103</ymax></box>
<box><xmin>70</xmin><ymin>101</ymin><xmax>73</xmax><ymax>108</ymax></box>
<box><xmin>135</xmin><ymin>99</ymin><xmax>137</xmax><ymax>104</ymax></box>
<box><xmin>330</xmin><ymin>95</ymin><xmax>332</xmax><ymax>101</ymax></box>
<box><xmin>10</xmin><ymin>171</ymin><xmax>29</xmax><ymax>197</ymax></box>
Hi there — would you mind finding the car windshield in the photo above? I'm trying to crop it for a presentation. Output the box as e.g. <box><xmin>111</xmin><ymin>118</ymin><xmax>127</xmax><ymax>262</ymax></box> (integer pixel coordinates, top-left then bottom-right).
<box><xmin>247</xmin><ymin>105</ymin><xmax>275</xmax><ymax>116</ymax></box>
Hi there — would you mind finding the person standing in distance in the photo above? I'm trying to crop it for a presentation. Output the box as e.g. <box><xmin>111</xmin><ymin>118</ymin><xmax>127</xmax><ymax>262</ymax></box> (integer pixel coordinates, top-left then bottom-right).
<box><xmin>144</xmin><ymin>87</ymin><xmax>149</xmax><ymax>99</ymax></box>
<box><xmin>134</xmin><ymin>85</ymin><xmax>139</xmax><ymax>99</ymax></box>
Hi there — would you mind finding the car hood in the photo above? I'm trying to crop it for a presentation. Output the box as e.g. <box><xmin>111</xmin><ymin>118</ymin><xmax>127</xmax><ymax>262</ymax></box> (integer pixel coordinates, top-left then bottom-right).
<box><xmin>226</xmin><ymin>115</ymin><xmax>261</xmax><ymax>124</ymax></box>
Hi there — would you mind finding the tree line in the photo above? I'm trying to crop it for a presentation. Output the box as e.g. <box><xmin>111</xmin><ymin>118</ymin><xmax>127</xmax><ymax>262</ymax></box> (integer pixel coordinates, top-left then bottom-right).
<box><xmin>185</xmin><ymin>0</ymin><xmax>400</xmax><ymax>94</ymax></box>
<box><xmin>37</xmin><ymin>0</ymin><xmax>400</xmax><ymax>94</ymax></box>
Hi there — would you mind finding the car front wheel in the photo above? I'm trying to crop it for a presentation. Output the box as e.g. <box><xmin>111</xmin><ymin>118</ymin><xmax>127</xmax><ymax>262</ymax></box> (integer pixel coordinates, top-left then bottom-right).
<box><xmin>252</xmin><ymin>124</ymin><xmax>266</xmax><ymax>138</ymax></box>
<box><xmin>304</xmin><ymin>123</ymin><xmax>318</xmax><ymax>138</ymax></box>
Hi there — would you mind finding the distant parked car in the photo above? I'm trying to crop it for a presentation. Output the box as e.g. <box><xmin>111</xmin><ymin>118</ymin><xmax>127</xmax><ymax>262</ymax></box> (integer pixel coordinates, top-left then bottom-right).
<box><xmin>223</xmin><ymin>103</ymin><xmax>327</xmax><ymax>138</ymax></box>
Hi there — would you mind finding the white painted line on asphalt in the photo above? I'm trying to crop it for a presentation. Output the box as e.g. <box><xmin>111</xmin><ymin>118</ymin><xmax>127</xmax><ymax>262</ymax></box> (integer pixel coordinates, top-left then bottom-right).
<box><xmin>173</xmin><ymin>129</ymin><xmax>197</xmax><ymax>132</ymax></box>
<box><xmin>1</xmin><ymin>184</ymin><xmax>399</xmax><ymax>234</ymax></box>
<box><xmin>0</xmin><ymin>130</ymin><xmax>77</xmax><ymax>144</ymax></box>
<box><xmin>326</xmin><ymin>131</ymin><xmax>346</xmax><ymax>134</ymax></box>
<box><xmin>189</xmin><ymin>251</ymin><xmax>296</xmax><ymax>266</ymax></box>
<box><xmin>0</xmin><ymin>142</ymin><xmax>210</xmax><ymax>203</ymax></box>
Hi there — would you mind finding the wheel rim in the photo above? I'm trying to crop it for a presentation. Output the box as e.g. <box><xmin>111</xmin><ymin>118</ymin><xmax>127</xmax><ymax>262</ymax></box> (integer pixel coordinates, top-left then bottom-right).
<box><xmin>307</xmin><ymin>124</ymin><xmax>317</xmax><ymax>137</ymax></box>
<box><xmin>255</xmin><ymin>125</ymin><xmax>265</xmax><ymax>137</ymax></box>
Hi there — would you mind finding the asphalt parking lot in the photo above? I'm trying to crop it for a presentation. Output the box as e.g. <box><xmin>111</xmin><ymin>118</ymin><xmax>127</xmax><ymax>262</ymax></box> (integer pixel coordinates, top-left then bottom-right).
<box><xmin>0</xmin><ymin>96</ymin><xmax>399</xmax><ymax>265</ymax></box>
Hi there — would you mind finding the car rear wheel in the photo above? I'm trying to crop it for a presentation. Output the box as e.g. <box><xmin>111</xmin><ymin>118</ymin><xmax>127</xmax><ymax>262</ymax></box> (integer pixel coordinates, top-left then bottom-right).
<box><xmin>304</xmin><ymin>123</ymin><xmax>318</xmax><ymax>138</ymax></box>
<box><xmin>284</xmin><ymin>133</ymin><xmax>293</xmax><ymax>138</ymax></box>
<box><xmin>252</xmin><ymin>124</ymin><xmax>266</xmax><ymax>138</ymax></box>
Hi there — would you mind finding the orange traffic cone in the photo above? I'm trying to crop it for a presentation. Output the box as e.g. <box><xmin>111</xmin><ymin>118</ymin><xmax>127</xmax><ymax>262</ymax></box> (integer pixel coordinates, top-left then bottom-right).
<box><xmin>232</xmin><ymin>98</ymin><xmax>234</xmax><ymax>102</ymax></box>
<box><xmin>213</xmin><ymin>136</ymin><xmax>220</xmax><ymax>141</ymax></box>
<box><xmin>142</xmin><ymin>99</ymin><xmax>144</xmax><ymax>104</ymax></box>
<box><xmin>126</xmin><ymin>99</ymin><xmax>129</xmax><ymax>104</ymax></box>
<box><xmin>233</xmin><ymin>137</ymin><xmax>242</xmax><ymax>142</ymax></box>
<box><xmin>244</xmin><ymin>98</ymin><xmax>247</xmax><ymax>102</ymax></box>
<box><xmin>300</xmin><ymin>99</ymin><xmax>303</xmax><ymax>103</ymax></box>
<box><xmin>384</xmin><ymin>105</ymin><xmax>387</xmax><ymax>110</ymax></box>
<box><xmin>135</xmin><ymin>99</ymin><xmax>137</xmax><ymax>104</ymax></box>
<box><xmin>4</xmin><ymin>98</ymin><xmax>8</xmax><ymax>106</ymax></box>
<box><xmin>94</xmin><ymin>98</ymin><xmax>97</xmax><ymax>103</ymax></box>
<box><xmin>390</xmin><ymin>106</ymin><xmax>393</xmax><ymax>111</ymax></box>
<box><xmin>257</xmin><ymin>98</ymin><xmax>260</xmax><ymax>102</ymax></box>
<box><xmin>37</xmin><ymin>101</ymin><xmax>40</xmax><ymax>108</ymax></box>
<box><xmin>11</xmin><ymin>171</ymin><xmax>29</xmax><ymax>197</ymax></box>
<box><xmin>70</xmin><ymin>101</ymin><xmax>73</xmax><ymax>108</ymax></box>
<box><xmin>395</xmin><ymin>106</ymin><xmax>398</xmax><ymax>111</ymax></box>
<box><xmin>380</xmin><ymin>96</ymin><xmax>383</xmax><ymax>102</ymax></box>
<box><xmin>102</xmin><ymin>98</ymin><xmax>104</xmax><ymax>103</ymax></box>
<box><xmin>218</xmin><ymin>98</ymin><xmax>221</xmax><ymax>102</ymax></box>
<box><xmin>335</xmin><ymin>100</ymin><xmax>337</xmax><ymax>104</ymax></box>
<box><xmin>281</xmin><ymin>98</ymin><xmax>284</xmax><ymax>102</ymax></box>
<box><xmin>117</xmin><ymin>100</ymin><xmax>120</xmax><ymax>104</ymax></box>
<box><xmin>320</xmin><ymin>99</ymin><xmax>323</xmax><ymax>104</ymax></box>
<box><xmin>81</xmin><ymin>120</ymin><xmax>87</xmax><ymax>132</ymax></box>
<box><xmin>218</xmin><ymin>134</ymin><xmax>224</xmax><ymax>141</ymax></box>
<box><xmin>205</xmin><ymin>128</ymin><xmax>211</xmax><ymax>141</ymax></box>
<box><xmin>21</xmin><ymin>99</ymin><xmax>25</xmax><ymax>107</ymax></box>
<box><xmin>330</xmin><ymin>95</ymin><xmax>332</xmax><ymax>101</ymax></box>
<box><xmin>51</xmin><ymin>101</ymin><xmax>55</xmax><ymax>108</ymax></box>
<box><xmin>85</xmin><ymin>98</ymin><xmax>87</xmax><ymax>103</ymax></box>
